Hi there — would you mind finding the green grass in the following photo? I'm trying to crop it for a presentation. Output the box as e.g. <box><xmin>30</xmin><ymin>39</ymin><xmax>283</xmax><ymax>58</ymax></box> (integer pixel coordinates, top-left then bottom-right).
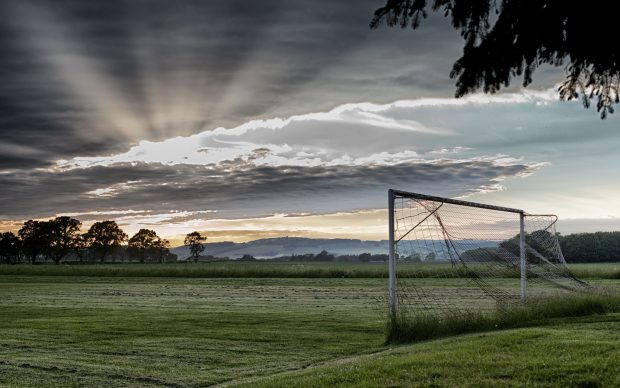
<box><xmin>0</xmin><ymin>270</ymin><xmax>618</xmax><ymax>386</ymax></box>
<box><xmin>569</xmin><ymin>263</ymin><xmax>620</xmax><ymax>279</ymax></box>
<box><xmin>243</xmin><ymin>313</ymin><xmax>620</xmax><ymax>387</ymax></box>
<box><xmin>0</xmin><ymin>261</ymin><xmax>618</xmax><ymax>279</ymax></box>
<box><xmin>388</xmin><ymin>293</ymin><xmax>620</xmax><ymax>343</ymax></box>
<box><xmin>0</xmin><ymin>276</ymin><xmax>387</xmax><ymax>386</ymax></box>
<box><xmin>0</xmin><ymin>262</ymin><xmax>391</xmax><ymax>278</ymax></box>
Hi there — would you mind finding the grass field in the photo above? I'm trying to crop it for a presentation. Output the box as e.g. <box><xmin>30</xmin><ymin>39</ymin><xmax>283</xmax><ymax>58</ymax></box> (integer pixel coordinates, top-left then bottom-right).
<box><xmin>0</xmin><ymin>263</ymin><xmax>618</xmax><ymax>387</ymax></box>
<box><xmin>0</xmin><ymin>261</ymin><xmax>618</xmax><ymax>279</ymax></box>
<box><xmin>0</xmin><ymin>276</ymin><xmax>387</xmax><ymax>386</ymax></box>
<box><xmin>247</xmin><ymin>313</ymin><xmax>620</xmax><ymax>387</ymax></box>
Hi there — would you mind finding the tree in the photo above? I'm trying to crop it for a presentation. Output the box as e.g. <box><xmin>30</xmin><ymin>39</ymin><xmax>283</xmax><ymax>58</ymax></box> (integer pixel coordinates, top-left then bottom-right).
<box><xmin>425</xmin><ymin>252</ymin><xmax>436</xmax><ymax>261</ymax></box>
<box><xmin>0</xmin><ymin>232</ymin><xmax>21</xmax><ymax>264</ymax></box>
<box><xmin>371</xmin><ymin>0</ymin><xmax>620</xmax><ymax>118</ymax></box>
<box><xmin>153</xmin><ymin>238</ymin><xmax>171</xmax><ymax>263</ymax></box>
<box><xmin>87</xmin><ymin>221</ymin><xmax>128</xmax><ymax>263</ymax></box>
<box><xmin>73</xmin><ymin>233</ymin><xmax>90</xmax><ymax>263</ymax></box>
<box><xmin>315</xmin><ymin>250</ymin><xmax>335</xmax><ymax>261</ymax></box>
<box><xmin>500</xmin><ymin>229</ymin><xmax>557</xmax><ymax>264</ymax></box>
<box><xmin>18</xmin><ymin>220</ymin><xmax>49</xmax><ymax>264</ymax></box>
<box><xmin>402</xmin><ymin>252</ymin><xmax>421</xmax><ymax>262</ymax></box>
<box><xmin>184</xmin><ymin>231</ymin><xmax>206</xmax><ymax>263</ymax></box>
<box><xmin>128</xmin><ymin>229</ymin><xmax>160</xmax><ymax>263</ymax></box>
<box><xmin>460</xmin><ymin>247</ymin><xmax>499</xmax><ymax>263</ymax></box>
<box><xmin>47</xmin><ymin>216</ymin><xmax>82</xmax><ymax>265</ymax></box>
<box><xmin>359</xmin><ymin>252</ymin><xmax>373</xmax><ymax>262</ymax></box>
<box><xmin>559</xmin><ymin>231</ymin><xmax>620</xmax><ymax>263</ymax></box>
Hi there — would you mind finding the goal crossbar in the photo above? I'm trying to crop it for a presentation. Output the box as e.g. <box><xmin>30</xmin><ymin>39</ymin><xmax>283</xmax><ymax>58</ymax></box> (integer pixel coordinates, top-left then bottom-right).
<box><xmin>390</xmin><ymin>189</ymin><xmax>525</xmax><ymax>214</ymax></box>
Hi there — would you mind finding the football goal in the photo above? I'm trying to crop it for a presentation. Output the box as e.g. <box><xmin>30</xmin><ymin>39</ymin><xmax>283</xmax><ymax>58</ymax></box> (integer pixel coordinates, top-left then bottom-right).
<box><xmin>388</xmin><ymin>189</ymin><xmax>591</xmax><ymax>323</ymax></box>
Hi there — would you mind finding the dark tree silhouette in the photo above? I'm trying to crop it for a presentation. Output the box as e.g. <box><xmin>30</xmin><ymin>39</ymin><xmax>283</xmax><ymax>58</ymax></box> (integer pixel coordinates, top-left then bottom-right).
<box><xmin>315</xmin><ymin>250</ymin><xmax>335</xmax><ymax>261</ymax></box>
<box><xmin>128</xmin><ymin>229</ymin><xmax>160</xmax><ymax>263</ymax></box>
<box><xmin>18</xmin><ymin>220</ymin><xmax>49</xmax><ymax>264</ymax></box>
<box><xmin>0</xmin><ymin>232</ymin><xmax>21</xmax><ymax>264</ymax></box>
<box><xmin>371</xmin><ymin>0</ymin><xmax>620</xmax><ymax>118</ymax></box>
<box><xmin>153</xmin><ymin>238</ymin><xmax>171</xmax><ymax>263</ymax></box>
<box><xmin>87</xmin><ymin>221</ymin><xmax>128</xmax><ymax>263</ymax></box>
<box><xmin>47</xmin><ymin>216</ymin><xmax>82</xmax><ymax>265</ymax></box>
<box><xmin>359</xmin><ymin>252</ymin><xmax>373</xmax><ymax>262</ymax></box>
<box><xmin>559</xmin><ymin>231</ymin><xmax>620</xmax><ymax>263</ymax></box>
<box><xmin>73</xmin><ymin>233</ymin><xmax>90</xmax><ymax>263</ymax></box>
<box><xmin>499</xmin><ymin>229</ymin><xmax>558</xmax><ymax>264</ymax></box>
<box><xmin>184</xmin><ymin>231</ymin><xmax>206</xmax><ymax>263</ymax></box>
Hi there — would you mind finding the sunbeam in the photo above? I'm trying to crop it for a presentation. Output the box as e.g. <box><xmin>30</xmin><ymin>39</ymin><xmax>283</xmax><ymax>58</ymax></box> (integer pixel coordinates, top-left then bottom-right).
<box><xmin>6</xmin><ymin>1</ymin><xmax>150</xmax><ymax>141</ymax></box>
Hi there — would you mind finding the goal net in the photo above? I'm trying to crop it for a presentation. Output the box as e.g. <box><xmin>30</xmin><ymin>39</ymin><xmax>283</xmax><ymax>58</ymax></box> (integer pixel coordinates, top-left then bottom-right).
<box><xmin>388</xmin><ymin>189</ymin><xmax>591</xmax><ymax>322</ymax></box>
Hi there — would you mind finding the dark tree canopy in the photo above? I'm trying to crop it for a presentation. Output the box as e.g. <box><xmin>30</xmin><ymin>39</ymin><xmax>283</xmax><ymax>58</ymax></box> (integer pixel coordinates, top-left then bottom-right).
<box><xmin>154</xmin><ymin>238</ymin><xmax>171</xmax><ymax>264</ymax></box>
<box><xmin>87</xmin><ymin>221</ymin><xmax>128</xmax><ymax>263</ymax></box>
<box><xmin>18</xmin><ymin>220</ymin><xmax>49</xmax><ymax>264</ymax></box>
<box><xmin>0</xmin><ymin>232</ymin><xmax>21</xmax><ymax>264</ymax></box>
<box><xmin>371</xmin><ymin>0</ymin><xmax>620</xmax><ymax>118</ymax></box>
<box><xmin>559</xmin><ymin>231</ymin><xmax>620</xmax><ymax>263</ymax></box>
<box><xmin>184</xmin><ymin>231</ymin><xmax>206</xmax><ymax>263</ymax></box>
<box><xmin>128</xmin><ymin>229</ymin><xmax>161</xmax><ymax>263</ymax></box>
<box><xmin>47</xmin><ymin>216</ymin><xmax>82</xmax><ymax>264</ymax></box>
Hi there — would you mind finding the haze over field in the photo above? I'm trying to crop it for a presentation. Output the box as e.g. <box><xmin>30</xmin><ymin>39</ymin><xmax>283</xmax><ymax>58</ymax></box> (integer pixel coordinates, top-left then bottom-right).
<box><xmin>1</xmin><ymin>0</ymin><xmax>620</xmax><ymax>245</ymax></box>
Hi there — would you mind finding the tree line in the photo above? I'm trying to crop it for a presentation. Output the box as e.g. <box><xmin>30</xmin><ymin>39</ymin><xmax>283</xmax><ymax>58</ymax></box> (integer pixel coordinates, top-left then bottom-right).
<box><xmin>495</xmin><ymin>230</ymin><xmax>620</xmax><ymax>263</ymax></box>
<box><xmin>559</xmin><ymin>232</ymin><xmax>620</xmax><ymax>263</ymax></box>
<box><xmin>188</xmin><ymin>251</ymin><xmax>392</xmax><ymax>263</ymax></box>
<box><xmin>1</xmin><ymin>219</ymin><xmax>618</xmax><ymax>264</ymax></box>
<box><xmin>268</xmin><ymin>251</ymin><xmax>391</xmax><ymax>263</ymax></box>
<box><xmin>466</xmin><ymin>231</ymin><xmax>620</xmax><ymax>264</ymax></box>
<box><xmin>0</xmin><ymin>217</ymin><xmax>207</xmax><ymax>265</ymax></box>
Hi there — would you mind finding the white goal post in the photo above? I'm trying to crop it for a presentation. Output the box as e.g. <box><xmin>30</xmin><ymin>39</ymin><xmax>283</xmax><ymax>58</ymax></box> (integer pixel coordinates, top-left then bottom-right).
<box><xmin>388</xmin><ymin>189</ymin><xmax>589</xmax><ymax>322</ymax></box>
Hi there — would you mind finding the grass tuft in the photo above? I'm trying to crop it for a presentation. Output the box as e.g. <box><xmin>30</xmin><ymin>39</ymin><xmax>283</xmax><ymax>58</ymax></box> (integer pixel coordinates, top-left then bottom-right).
<box><xmin>387</xmin><ymin>293</ymin><xmax>620</xmax><ymax>343</ymax></box>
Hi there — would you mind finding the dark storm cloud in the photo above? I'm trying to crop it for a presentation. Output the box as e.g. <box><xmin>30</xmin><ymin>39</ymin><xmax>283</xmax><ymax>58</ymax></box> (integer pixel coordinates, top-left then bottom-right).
<box><xmin>0</xmin><ymin>159</ymin><xmax>539</xmax><ymax>220</ymax></box>
<box><xmin>0</xmin><ymin>0</ymin><xmax>283</xmax><ymax>167</ymax></box>
<box><xmin>0</xmin><ymin>0</ymin><xmax>475</xmax><ymax>171</ymax></box>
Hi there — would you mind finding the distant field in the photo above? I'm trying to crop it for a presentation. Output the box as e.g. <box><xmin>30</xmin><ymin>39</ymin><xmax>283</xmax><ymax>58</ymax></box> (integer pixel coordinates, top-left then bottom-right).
<box><xmin>0</xmin><ymin>266</ymin><xmax>618</xmax><ymax>386</ymax></box>
<box><xmin>0</xmin><ymin>261</ymin><xmax>618</xmax><ymax>279</ymax></box>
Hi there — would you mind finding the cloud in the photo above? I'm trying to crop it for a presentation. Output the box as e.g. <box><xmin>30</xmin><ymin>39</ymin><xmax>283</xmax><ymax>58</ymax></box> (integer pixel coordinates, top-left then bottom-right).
<box><xmin>0</xmin><ymin>0</ymin><xmax>471</xmax><ymax>171</ymax></box>
<box><xmin>1</xmin><ymin>83</ymin><xmax>567</xmax><ymax>231</ymax></box>
<box><xmin>56</xmin><ymin>210</ymin><xmax>150</xmax><ymax>217</ymax></box>
<box><xmin>54</xmin><ymin>89</ymin><xmax>557</xmax><ymax>171</ymax></box>
<box><xmin>0</xmin><ymin>155</ymin><xmax>544</xmax><ymax>222</ymax></box>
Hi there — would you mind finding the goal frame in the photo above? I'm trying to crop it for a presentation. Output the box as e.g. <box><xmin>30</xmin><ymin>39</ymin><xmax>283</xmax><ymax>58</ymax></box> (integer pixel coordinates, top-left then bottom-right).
<box><xmin>387</xmin><ymin>189</ymin><xmax>528</xmax><ymax>320</ymax></box>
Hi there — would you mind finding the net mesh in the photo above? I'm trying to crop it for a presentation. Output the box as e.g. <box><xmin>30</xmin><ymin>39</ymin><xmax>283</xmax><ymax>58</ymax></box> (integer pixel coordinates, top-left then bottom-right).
<box><xmin>392</xmin><ymin>193</ymin><xmax>592</xmax><ymax>320</ymax></box>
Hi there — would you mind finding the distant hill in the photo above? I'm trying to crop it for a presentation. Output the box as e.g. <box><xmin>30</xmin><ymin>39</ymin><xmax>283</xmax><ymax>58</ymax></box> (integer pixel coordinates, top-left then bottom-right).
<box><xmin>171</xmin><ymin>237</ymin><xmax>390</xmax><ymax>260</ymax></box>
<box><xmin>171</xmin><ymin>237</ymin><xmax>500</xmax><ymax>260</ymax></box>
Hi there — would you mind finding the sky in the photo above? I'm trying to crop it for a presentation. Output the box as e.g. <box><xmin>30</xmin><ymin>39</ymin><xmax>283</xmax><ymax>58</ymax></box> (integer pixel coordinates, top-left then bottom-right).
<box><xmin>1</xmin><ymin>0</ymin><xmax>620</xmax><ymax>245</ymax></box>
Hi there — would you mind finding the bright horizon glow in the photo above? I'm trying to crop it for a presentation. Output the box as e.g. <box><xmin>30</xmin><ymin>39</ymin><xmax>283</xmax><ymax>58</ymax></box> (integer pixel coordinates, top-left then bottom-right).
<box><xmin>2</xmin><ymin>201</ymin><xmax>620</xmax><ymax>247</ymax></box>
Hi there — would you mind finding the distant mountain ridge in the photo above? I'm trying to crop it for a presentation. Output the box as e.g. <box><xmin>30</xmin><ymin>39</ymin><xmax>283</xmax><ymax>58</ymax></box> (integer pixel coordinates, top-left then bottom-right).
<box><xmin>170</xmin><ymin>236</ymin><xmax>499</xmax><ymax>260</ymax></box>
<box><xmin>171</xmin><ymin>237</ymin><xmax>389</xmax><ymax>260</ymax></box>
